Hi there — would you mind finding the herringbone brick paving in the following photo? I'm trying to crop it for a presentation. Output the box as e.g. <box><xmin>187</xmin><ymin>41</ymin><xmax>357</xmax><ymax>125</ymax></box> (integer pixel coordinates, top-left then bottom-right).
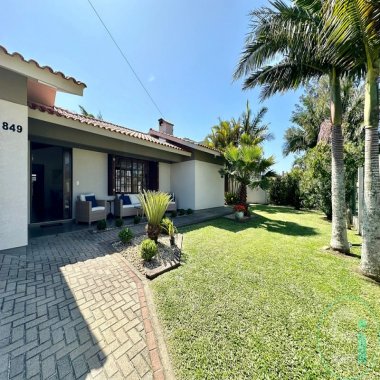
<box><xmin>0</xmin><ymin>229</ymin><xmax>156</xmax><ymax>379</ymax></box>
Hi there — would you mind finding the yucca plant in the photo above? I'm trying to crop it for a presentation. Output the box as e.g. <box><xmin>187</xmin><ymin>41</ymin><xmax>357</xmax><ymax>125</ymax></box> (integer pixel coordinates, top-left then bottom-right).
<box><xmin>138</xmin><ymin>190</ymin><xmax>170</xmax><ymax>242</ymax></box>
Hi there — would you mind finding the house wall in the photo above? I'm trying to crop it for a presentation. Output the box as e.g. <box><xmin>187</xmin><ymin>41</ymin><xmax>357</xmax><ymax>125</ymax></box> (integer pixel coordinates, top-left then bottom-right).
<box><xmin>158</xmin><ymin>162</ymin><xmax>171</xmax><ymax>193</ymax></box>
<box><xmin>247</xmin><ymin>187</ymin><xmax>269</xmax><ymax>204</ymax></box>
<box><xmin>170</xmin><ymin>161</ymin><xmax>196</xmax><ymax>209</ymax></box>
<box><xmin>194</xmin><ymin>161</ymin><xmax>224</xmax><ymax>209</ymax></box>
<box><xmin>72</xmin><ymin>148</ymin><xmax>109</xmax><ymax>217</ymax></box>
<box><xmin>0</xmin><ymin>70</ymin><xmax>28</xmax><ymax>252</ymax></box>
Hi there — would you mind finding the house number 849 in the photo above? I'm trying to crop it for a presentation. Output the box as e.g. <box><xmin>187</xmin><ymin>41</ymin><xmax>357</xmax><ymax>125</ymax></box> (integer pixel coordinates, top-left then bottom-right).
<box><xmin>2</xmin><ymin>122</ymin><xmax>23</xmax><ymax>133</ymax></box>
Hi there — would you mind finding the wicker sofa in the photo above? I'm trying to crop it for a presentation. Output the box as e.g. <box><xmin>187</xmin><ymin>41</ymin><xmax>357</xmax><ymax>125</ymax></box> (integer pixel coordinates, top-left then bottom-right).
<box><xmin>114</xmin><ymin>193</ymin><xmax>177</xmax><ymax>218</ymax></box>
<box><xmin>75</xmin><ymin>193</ymin><xmax>107</xmax><ymax>225</ymax></box>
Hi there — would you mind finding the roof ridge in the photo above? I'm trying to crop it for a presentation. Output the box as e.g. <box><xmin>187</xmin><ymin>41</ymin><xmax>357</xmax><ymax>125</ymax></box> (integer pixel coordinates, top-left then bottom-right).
<box><xmin>0</xmin><ymin>45</ymin><xmax>86</xmax><ymax>87</ymax></box>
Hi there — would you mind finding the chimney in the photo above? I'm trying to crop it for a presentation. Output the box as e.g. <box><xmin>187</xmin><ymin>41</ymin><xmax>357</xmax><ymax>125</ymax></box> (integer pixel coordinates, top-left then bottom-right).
<box><xmin>158</xmin><ymin>118</ymin><xmax>174</xmax><ymax>135</ymax></box>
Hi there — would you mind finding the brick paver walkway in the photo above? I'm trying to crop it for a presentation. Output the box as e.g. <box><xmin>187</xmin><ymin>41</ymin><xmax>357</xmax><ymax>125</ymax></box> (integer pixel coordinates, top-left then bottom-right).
<box><xmin>0</xmin><ymin>230</ymin><xmax>164</xmax><ymax>380</ymax></box>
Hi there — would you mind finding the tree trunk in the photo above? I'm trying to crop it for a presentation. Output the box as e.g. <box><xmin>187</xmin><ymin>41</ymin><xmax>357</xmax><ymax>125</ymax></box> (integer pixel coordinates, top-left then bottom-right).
<box><xmin>361</xmin><ymin>62</ymin><xmax>380</xmax><ymax>280</ymax></box>
<box><xmin>329</xmin><ymin>69</ymin><xmax>350</xmax><ymax>253</ymax></box>
<box><xmin>239</xmin><ymin>183</ymin><xmax>247</xmax><ymax>203</ymax></box>
<box><xmin>146</xmin><ymin>224</ymin><xmax>161</xmax><ymax>243</ymax></box>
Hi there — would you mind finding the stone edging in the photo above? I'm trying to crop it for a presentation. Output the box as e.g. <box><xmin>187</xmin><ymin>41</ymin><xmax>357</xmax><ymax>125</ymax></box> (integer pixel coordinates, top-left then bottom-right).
<box><xmin>118</xmin><ymin>252</ymin><xmax>175</xmax><ymax>379</ymax></box>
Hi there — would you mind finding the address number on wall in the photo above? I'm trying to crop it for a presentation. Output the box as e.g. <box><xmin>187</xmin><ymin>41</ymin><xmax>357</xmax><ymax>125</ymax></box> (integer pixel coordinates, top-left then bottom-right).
<box><xmin>2</xmin><ymin>122</ymin><xmax>23</xmax><ymax>133</ymax></box>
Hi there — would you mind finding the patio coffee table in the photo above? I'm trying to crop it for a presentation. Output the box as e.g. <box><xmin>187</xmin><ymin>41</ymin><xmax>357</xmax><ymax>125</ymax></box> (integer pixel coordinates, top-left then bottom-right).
<box><xmin>134</xmin><ymin>206</ymin><xmax>144</xmax><ymax>218</ymax></box>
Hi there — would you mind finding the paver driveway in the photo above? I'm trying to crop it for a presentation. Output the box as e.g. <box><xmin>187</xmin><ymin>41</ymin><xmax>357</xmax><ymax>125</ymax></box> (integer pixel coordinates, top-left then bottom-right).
<box><xmin>0</xmin><ymin>229</ymin><xmax>164</xmax><ymax>380</ymax></box>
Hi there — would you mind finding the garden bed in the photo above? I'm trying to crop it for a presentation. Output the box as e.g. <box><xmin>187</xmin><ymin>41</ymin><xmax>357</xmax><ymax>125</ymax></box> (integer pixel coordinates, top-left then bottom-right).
<box><xmin>113</xmin><ymin>234</ymin><xmax>183</xmax><ymax>279</ymax></box>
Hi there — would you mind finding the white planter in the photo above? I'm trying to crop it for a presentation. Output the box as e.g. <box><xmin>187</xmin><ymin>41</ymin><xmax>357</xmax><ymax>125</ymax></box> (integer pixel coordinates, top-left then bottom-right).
<box><xmin>235</xmin><ymin>211</ymin><xmax>244</xmax><ymax>220</ymax></box>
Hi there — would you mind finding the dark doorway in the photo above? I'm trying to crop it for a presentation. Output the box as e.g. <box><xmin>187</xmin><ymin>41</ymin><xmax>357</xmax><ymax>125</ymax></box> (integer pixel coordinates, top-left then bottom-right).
<box><xmin>30</xmin><ymin>142</ymin><xmax>72</xmax><ymax>223</ymax></box>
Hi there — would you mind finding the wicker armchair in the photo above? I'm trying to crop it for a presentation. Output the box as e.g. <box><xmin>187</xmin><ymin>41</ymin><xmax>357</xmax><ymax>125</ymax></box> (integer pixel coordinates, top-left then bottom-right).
<box><xmin>75</xmin><ymin>194</ymin><xmax>107</xmax><ymax>225</ymax></box>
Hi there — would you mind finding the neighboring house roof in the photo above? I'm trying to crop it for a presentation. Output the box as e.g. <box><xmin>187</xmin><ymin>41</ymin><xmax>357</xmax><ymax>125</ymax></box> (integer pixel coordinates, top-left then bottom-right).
<box><xmin>28</xmin><ymin>102</ymin><xmax>186</xmax><ymax>152</ymax></box>
<box><xmin>148</xmin><ymin>129</ymin><xmax>221</xmax><ymax>156</ymax></box>
<box><xmin>0</xmin><ymin>45</ymin><xmax>86</xmax><ymax>87</ymax></box>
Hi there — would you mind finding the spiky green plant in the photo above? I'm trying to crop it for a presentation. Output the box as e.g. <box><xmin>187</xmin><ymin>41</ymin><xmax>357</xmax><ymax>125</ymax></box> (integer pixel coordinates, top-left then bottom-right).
<box><xmin>138</xmin><ymin>190</ymin><xmax>171</xmax><ymax>242</ymax></box>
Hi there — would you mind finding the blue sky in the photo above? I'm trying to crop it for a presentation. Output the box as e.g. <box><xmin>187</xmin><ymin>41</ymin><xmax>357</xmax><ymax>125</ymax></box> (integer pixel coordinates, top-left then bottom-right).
<box><xmin>1</xmin><ymin>0</ymin><xmax>302</xmax><ymax>172</ymax></box>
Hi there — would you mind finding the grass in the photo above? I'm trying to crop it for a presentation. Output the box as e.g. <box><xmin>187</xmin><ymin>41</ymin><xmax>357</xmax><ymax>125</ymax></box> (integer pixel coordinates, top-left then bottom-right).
<box><xmin>151</xmin><ymin>205</ymin><xmax>380</xmax><ymax>379</ymax></box>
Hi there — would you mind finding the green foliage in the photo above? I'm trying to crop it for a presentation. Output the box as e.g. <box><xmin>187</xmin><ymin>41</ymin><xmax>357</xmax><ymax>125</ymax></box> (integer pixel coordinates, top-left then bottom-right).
<box><xmin>225</xmin><ymin>192</ymin><xmax>239</xmax><ymax>205</ymax></box>
<box><xmin>269</xmin><ymin>169</ymin><xmax>302</xmax><ymax>210</ymax></box>
<box><xmin>118</xmin><ymin>228</ymin><xmax>133</xmax><ymax>244</ymax></box>
<box><xmin>140</xmin><ymin>239</ymin><xmax>157</xmax><ymax>261</ymax></box>
<box><xmin>161</xmin><ymin>218</ymin><xmax>177</xmax><ymax>237</ymax></box>
<box><xmin>204</xmin><ymin>101</ymin><xmax>272</xmax><ymax>151</ymax></box>
<box><xmin>170</xmin><ymin>210</ymin><xmax>178</xmax><ymax>218</ymax></box>
<box><xmin>137</xmin><ymin>190</ymin><xmax>170</xmax><ymax>227</ymax></box>
<box><xmin>220</xmin><ymin>144</ymin><xmax>275</xmax><ymax>203</ymax></box>
<box><xmin>115</xmin><ymin>218</ymin><xmax>123</xmax><ymax>228</ymax></box>
<box><xmin>300</xmin><ymin>144</ymin><xmax>332</xmax><ymax>219</ymax></box>
<box><xmin>186</xmin><ymin>209</ymin><xmax>193</xmax><ymax>215</ymax></box>
<box><xmin>134</xmin><ymin>215</ymin><xmax>141</xmax><ymax>224</ymax></box>
<box><xmin>96</xmin><ymin>219</ymin><xmax>107</xmax><ymax>230</ymax></box>
<box><xmin>283</xmin><ymin>78</ymin><xmax>364</xmax><ymax>156</ymax></box>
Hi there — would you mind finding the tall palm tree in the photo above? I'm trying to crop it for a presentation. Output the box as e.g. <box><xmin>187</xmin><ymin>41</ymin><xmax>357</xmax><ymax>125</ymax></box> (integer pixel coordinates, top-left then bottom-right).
<box><xmin>323</xmin><ymin>0</ymin><xmax>380</xmax><ymax>279</ymax></box>
<box><xmin>220</xmin><ymin>144</ymin><xmax>275</xmax><ymax>203</ymax></box>
<box><xmin>234</xmin><ymin>0</ymin><xmax>357</xmax><ymax>253</ymax></box>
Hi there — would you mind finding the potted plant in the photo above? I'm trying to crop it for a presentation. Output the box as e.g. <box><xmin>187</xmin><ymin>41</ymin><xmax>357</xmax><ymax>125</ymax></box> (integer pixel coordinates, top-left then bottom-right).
<box><xmin>233</xmin><ymin>204</ymin><xmax>246</xmax><ymax>220</ymax></box>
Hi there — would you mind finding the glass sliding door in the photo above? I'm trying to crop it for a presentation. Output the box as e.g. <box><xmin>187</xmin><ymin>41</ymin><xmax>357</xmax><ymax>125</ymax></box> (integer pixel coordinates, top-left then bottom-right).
<box><xmin>30</xmin><ymin>142</ymin><xmax>72</xmax><ymax>223</ymax></box>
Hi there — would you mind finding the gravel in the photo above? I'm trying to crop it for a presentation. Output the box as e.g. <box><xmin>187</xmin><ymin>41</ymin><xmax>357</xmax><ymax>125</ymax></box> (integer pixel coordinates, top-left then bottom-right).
<box><xmin>114</xmin><ymin>234</ymin><xmax>182</xmax><ymax>276</ymax></box>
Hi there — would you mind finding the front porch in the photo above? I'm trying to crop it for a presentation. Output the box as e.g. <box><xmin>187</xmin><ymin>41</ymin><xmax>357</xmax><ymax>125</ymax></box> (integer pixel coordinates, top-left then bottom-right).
<box><xmin>29</xmin><ymin>206</ymin><xmax>233</xmax><ymax>239</ymax></box>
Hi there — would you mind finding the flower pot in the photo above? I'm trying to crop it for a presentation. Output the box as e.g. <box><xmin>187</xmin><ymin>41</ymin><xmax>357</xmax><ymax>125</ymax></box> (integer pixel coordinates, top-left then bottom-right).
<box><xmin>235</xmin><ymin>211</ymin><xmax>244</xmax><ymax>220</ymax></box>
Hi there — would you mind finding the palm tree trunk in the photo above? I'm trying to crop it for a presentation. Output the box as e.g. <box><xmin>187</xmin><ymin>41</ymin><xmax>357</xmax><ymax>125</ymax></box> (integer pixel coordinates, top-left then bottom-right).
<box><xmin>329</xmin><ymin>69</ymin><xmax>350</xmax><ymax>253</ymax></box>
<box><xmin>239</xmin><ymin>183</ymin><xmax>247</xmax><ymax>204</ymax></box>
<box><xmin>361</xmin><ymin>62</ymin><xmax>380</xmax><ymax>279</ymax></box>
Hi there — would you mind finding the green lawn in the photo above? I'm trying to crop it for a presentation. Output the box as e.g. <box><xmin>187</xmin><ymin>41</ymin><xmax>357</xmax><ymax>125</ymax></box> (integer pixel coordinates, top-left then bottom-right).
<box><xmin>151</xmin><ymin>205</ymin><xmax>380</xmax><ymax>379</ymax></box>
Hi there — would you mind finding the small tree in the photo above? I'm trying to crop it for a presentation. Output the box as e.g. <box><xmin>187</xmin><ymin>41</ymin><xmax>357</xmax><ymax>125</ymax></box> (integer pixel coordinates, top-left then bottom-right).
<box><xmin>220</xmin><ymin>145</ymin><xmax>275</xmax><ymax>203</ymax></box>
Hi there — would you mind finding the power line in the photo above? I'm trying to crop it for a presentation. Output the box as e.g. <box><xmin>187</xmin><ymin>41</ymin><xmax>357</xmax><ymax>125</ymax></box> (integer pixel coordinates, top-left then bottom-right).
<box><xmin>87</xmin><ymin>0</ymin><xmax>165</xmax><ymax>118</ymax></box>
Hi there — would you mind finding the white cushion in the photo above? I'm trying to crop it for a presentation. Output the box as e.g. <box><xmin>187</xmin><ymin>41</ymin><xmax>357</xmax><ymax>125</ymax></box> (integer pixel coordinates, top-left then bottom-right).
<box><xmin>80</xmin><ymin>193</ymin><xmax>95</xmax><ymax>201</ymax></box>
<box><xmin>122</xmin><ymin>205</ymin><xmax>135</xmax><ymax>209</ymax></box>
<box><xmin>129</xmin><ymin>194</ymin><xmax>140</xmax><ymax>205</ymax></box>
<box><xmin>91</xmin><ymin>206</ymin><xmax>105</xmax><ymax>211</ymax></box>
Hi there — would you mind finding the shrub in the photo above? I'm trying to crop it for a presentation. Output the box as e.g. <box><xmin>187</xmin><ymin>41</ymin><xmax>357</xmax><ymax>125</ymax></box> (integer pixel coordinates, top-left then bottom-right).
<box><xmin>170</xmin><ymin>210</ymin><xmax>178</xmax><ymax>218</ymax></box>
<box><xmin>225</xmin><ymin>192</ymin><xmax>239</xmax><ymax>205</ymax></box>
<box><xmin>140</xmin><ymin>239</ymin><xmax>157</xmax><ymax>261</ymax></box>
<box><xmin>178</xmin><ymin>209</ymin><xmax>186</xmax><ymax>216</ymax></box>
<box><xmin>115</xmin><ymin>218</ymin><xmax>123</xmax><ymax>228</ymax></box>
<box><xmin>134</xmin><ymin>215</ymin><xmax>141</xmax><ymax>224</ymax></box>
<box><xmin>97</xmin><ymin>219</ymin><xmax>107</xmax><ymax>230</ymax></box>
<box><xmin>138</xmin><ymin>190</ymin><xmax>170</xmax><ymax>241</ymax></box>
<box><xmin>186</xmin><ymin>208</ymin><xmax>193</xmax><ymax>215</ymax></box>
<box><xmin>161</xmin><ymin>217</ymin><xmax>177</xmax><ymax>237</ymax></box>
<box><xmin>118</xmin><ymin>228</ymin><xmax>133</xmax><ymax>244</ymax></box>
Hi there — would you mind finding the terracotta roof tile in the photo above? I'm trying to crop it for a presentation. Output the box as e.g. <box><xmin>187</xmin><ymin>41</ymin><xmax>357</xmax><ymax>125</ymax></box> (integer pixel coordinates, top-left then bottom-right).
<box><xmin>0</xmin><ymin>45</ymin><xmax>86</xmax><ymax>87</ymax></box>
<box><xmin>28</xmin><ymin>102</ymin><xmax>184</xmax><ymax>151</ymax></box>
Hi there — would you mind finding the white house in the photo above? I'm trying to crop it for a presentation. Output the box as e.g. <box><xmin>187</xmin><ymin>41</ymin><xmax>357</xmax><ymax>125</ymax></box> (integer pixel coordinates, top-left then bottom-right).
<box><xmin>0</xmin><ymin>46</ymin><xmax>224</xmax><ymax>253</ymax></box>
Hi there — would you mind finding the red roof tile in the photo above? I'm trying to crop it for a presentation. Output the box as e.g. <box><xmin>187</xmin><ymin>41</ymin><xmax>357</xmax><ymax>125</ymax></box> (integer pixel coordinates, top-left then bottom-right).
<box><xmin>28</xmin><ymin>102</ymin><xmax>185</xmax><ymax>151</ymax></box>
<box><xmin>0</xmin><ymin>45</ymin><xmax>86</xmax><ymax>87</ymax></box>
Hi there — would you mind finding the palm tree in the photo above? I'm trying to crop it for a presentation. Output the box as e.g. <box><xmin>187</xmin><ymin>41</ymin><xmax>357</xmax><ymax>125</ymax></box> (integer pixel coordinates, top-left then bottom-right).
<box><xmin>234</xmin><ymin>0</ymin><xmax>356</xmax><ymax>254</ymax></box>
<box><xmin>204</xmin><ymin>119</ymin><xmax>240</xmax><ymax>151</ymax></box>
<box><xmin>323</xmin><ymin>0</ymin><xmax>380</xmax><ymax>279</ymax></box>
<box><xmin>79</xmin><ymin>105</ymin><xmax>103</xmax><ymax>120</ymax></box>
<box><xmin>240</xmin><ymin>101</ymin><xmax>274</xmax><ymax>145</ymax></box>
<box><xmin>220</xmin><ymin>144</ymin><xmax>275</xmax><ymax>203</ymax></box>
